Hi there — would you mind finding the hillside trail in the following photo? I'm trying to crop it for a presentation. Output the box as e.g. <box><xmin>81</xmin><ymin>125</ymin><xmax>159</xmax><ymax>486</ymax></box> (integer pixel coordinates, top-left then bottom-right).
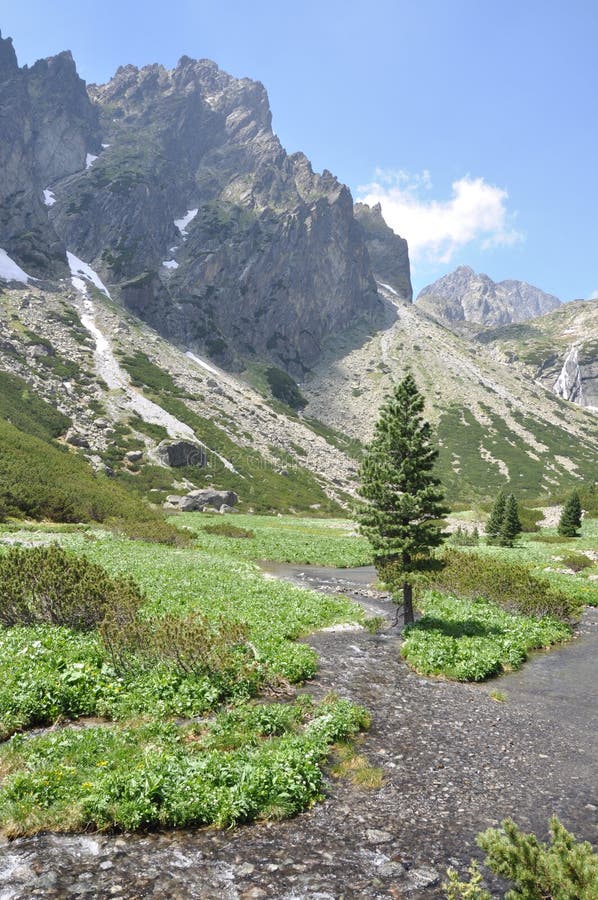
<box><xmin>0</xmin><ymin>567</ymin><xmax>596</xmax><ymax>899</ymax></box>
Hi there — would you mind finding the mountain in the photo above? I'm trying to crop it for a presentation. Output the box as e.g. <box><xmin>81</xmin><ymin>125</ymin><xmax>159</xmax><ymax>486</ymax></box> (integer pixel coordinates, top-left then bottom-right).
<box><xmin>0</xmin><ymin>32</ymin><xmax>100</xmax><ymax>279</ymax></box>
<box><xmin>303</xmin><ymin>285</ymin><xmax>598</xmax><ymax>503</ymax></box>
<box><xmin>416</xmin><ymin>265</ymin><xmax>561</xmax><ymax>327</ymax></box>
<box><xmin>46</xmin><ymin>56</ymin><xmax>384</xmax><ymax>375</ymax></box>
<box><xmin>477</xmin><ymin>299</ymin><xmax>598</xmax><ymax>411</ymax></box>
<box><xmin>1</xmin><ymin>33</ymin><xmax>595</xmax><ymax>515</ymax></box>
<box><xmin>353</xmin><ymin>202</ymin><xmax>412</xmax><ymax>301</ymax></box>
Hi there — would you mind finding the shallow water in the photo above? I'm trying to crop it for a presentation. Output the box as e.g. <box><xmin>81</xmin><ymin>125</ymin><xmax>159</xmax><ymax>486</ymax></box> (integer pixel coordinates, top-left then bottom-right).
<box><xmin>1</xmin><ymin>565</ymin><xmax>596</xmax><ymax>899</ymax></box>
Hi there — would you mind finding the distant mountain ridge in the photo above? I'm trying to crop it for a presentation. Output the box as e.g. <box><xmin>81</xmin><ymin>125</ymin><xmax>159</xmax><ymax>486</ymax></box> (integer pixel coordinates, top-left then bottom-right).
<box><xmin>416</xmin><ymin>265</ymin><xmax>561</xmax><ymax>327</ymax></box>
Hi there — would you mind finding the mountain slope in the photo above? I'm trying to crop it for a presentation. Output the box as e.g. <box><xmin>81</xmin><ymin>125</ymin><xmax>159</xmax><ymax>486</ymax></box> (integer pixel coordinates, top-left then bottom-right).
<box><xmin>417</xmin><ymin>265</ymin><xmax>561</xmax><ymax>327</ymax></box>
<box><xmin>477</xmin><ymin>299</ymin><xmax>598</xmax><ymax>411</ymax></box>
<box><xmin>0</xmin><ymin>273</ymin><xmax>360</xmax><ymax>514</ymax></box>
<box><xmin>303</xmin><ymin>286</ymin><xmax>598</xmax><ymax>503</ymax></box>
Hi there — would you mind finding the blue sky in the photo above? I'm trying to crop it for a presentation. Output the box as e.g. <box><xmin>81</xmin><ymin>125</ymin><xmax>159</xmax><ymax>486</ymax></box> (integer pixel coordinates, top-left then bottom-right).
<box><xmin>3</xmin><ymin>0</ymin><xmax>597</xmax><ymax>300</ymax></box>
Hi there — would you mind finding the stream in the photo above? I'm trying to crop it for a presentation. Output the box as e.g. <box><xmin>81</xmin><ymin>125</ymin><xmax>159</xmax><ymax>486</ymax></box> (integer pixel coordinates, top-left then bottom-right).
<box><xmin>0</xmin><ymin>565</ymin><xmax>596</xmax><ymax>898</ymax></box>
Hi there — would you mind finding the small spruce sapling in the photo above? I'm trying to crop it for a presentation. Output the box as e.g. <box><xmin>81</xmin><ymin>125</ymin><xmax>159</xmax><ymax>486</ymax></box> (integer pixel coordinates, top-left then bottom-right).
<box><xmin>498</xmin><ymin>493</ymin><xmax>522</xmax><ymax>547</ymax></box>
<box><xmin>485</xmin><ymin>491</ymin><xmax>506</xmax><ymax>542</ymax></box>
<box><xmin>557</xmin><ymin>490</ymin><xmax>583</xmax><ymax>537</ymax></box>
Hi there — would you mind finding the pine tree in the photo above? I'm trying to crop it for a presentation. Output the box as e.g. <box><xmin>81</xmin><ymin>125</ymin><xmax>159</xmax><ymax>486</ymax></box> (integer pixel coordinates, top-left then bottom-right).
<box><xmin>485</xmin><ymin>491</ymin><xmax>506</xmax><ymax>542</ymax></box>
<box><xmin>558</xmin><ymin>490</ymin><xmax>583</xmax><ymax>537</ymax></box>
<box><xmin>498</xmin><ymin>493</ymin><xmax>522</xmax><ymax>547</ymax></box>
<box><xmin>356</xmin><ymin>373</ymin><xmax>448</xmax><ymax>625</ymax></box>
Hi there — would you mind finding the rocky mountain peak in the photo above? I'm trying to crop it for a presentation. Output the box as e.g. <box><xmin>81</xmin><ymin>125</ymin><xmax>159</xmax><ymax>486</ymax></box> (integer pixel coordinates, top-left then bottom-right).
<box><xmin>0</xmin><ymin>32</ymin><xmax>18</xmax><ymax>79</ymax></box>
<box><xmin>417</xmin><ymin>266</ymin><xmax>560</xmax><ymax>326</ymax></box>
<box><xmin>353</xmin><ymin>202</ymin><xmax>412</xmax><ymax>301</ymax></box>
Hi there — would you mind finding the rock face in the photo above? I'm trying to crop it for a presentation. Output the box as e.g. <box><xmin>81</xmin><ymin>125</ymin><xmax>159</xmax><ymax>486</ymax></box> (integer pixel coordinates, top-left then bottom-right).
<box><xmin>157</xmin><ymin>440</ymin><xmax>207</xmax><ymax>468</ymax></box>
<box><xmin>478</xmin><ymin>298</ymin><xmax>598</xmax><ymax>412</ymax></box>
<box><xmin>43</xmin><ymin>56</ymin><xmax>383</xmax><ymax>374</ymax></box>
<box><xmin>416</xmin><ymin>265</ymin><xmax>561</xmax><ymax>326</ymax></box>
<box><xmin>353</xmin><ymin>202</ymin><xmax>412</xmax><ymax>301</ymax></box>
<box><xmin>0</xmin><ymin>32</ymin><xmax>100</xmax><ymax>277</ymax></box>
<box><xmin>167</xmin><ymin>489</ymin><xmax>239</xmax><ymax>511</ymax></box>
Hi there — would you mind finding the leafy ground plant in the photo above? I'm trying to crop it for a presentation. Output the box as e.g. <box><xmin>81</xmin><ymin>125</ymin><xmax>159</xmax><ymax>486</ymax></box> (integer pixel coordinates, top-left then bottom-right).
<box><xmin>401</xmin><ymin>592</ymin><xmax>570</xmax><ymax>681</ymax></box>
<box><xmin>0</xmin><ymin>696</ymin><xmax>369</xmax><ymax>835</ymax></box>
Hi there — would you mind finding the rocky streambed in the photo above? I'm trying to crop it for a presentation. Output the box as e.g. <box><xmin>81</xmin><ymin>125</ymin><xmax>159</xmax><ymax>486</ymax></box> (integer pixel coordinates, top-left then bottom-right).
<box><xmin>1</xmin><ymin>566</ymin><xmax>597</xmax><ymax>899</ymax></box>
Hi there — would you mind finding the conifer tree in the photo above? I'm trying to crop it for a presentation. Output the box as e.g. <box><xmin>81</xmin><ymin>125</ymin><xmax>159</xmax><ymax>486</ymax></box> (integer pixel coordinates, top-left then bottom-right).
<box><xmin>357</xmin><ymin>373</ymin><xmax>448</xmax><ymax>625</ymax></box>
<box><xmin>485</xmin><ymin>490</ymin><xmax>506</xmax><ymax>542</ymax></box>
<box><xmin>498</xmin><ymin>493</ymin><xmax>522</xmax><ymax>547</ymax></box>
<box><xmin>558</xmin><ymin>490</ymin><xmax>583</xmax><ymax>537</ymax></box>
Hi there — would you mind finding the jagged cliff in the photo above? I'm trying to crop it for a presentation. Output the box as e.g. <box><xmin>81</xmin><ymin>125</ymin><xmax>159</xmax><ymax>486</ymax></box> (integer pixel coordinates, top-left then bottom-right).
<box><xmin>49</xmin><ymin>57</ymin><xmax>384</xmax><ymax>373</ymax></box>
<box><xmin>0</xmin><ymin>32</ymin><xmax>100</xmax><ymax>277</ymax></box>
<box><xmin>417</xmin><ymin>265</ymin><xmax>561</xmax><ymax>327</ymax></box>
<box><xmin>353</xmin><ymin>202</ymin><xmax>412</xmax><ymax>301</ymax></box>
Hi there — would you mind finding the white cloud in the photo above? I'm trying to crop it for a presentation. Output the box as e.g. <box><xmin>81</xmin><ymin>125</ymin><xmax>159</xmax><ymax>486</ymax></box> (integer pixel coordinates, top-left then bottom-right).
<box><xmin>356</xmin><ymin>170</ymin><xmax>523</xmax><ymax>265</ymax></box>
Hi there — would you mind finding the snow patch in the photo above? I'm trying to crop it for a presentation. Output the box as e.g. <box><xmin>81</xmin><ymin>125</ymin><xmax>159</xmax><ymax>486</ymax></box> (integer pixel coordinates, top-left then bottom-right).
<box><xmin>67</xmin><ymin>252</ymin><xmax>112</xmax><ymax>299</ymax></box>
<box><xmin>377</xmin><ymin>280</ymin><xmax>400</xmax><ymax>298</ymax></box>
<box><xmin>162</xmin><ymin>259</ymin><xmax>179</xmax><ymax>270</ymax></box>
<box><xmin>185</xmin><ymin>350</ymin><xmax>221</xmax><ymax>377</ymax></box>
<box><xmin>174</xmin><ymin>208</ymin><xmax>198</xmax><ymax>237</ymax></box>
<box><xmin>0</xmin><ymin>248</ymin><xmax>33</xmax><ymax>283</ymax></box>
<box><xmin>101</xmin><ymin>143</ymin><xmax>110</xmax><ymax>149</ymax></box>
<box><xmin>85</xmin><ymin>153</ymin><xmax>98</xmax><ymax>169</ymax></box>
<box><xmin>43</xmin><ymin>189</ymin><xmax>56</xmax><ymax>206</ymax></box>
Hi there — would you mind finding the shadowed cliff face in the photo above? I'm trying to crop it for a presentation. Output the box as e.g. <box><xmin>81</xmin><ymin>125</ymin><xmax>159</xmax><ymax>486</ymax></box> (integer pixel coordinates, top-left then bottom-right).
<box><xmin>45</xmin><ymin>56</ymin><xmax>384</xmax><ymax>373</ymax></box>
<box><xmin>0</xmin><ymin>33</ymin><xmax>100</xmax><ymax>277</ymax></box>
<box><xmin>353</xmin><ymin>201</ymin><xmax>412</xmax><ymax>302</ymax></box>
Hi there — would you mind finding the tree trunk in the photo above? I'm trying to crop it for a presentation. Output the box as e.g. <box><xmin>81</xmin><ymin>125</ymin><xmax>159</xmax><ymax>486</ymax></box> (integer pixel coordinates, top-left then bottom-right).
<box><xmin>403</xmin><ymin>581</ymin><xmax>414</xmax><ymax>625</ymax></box>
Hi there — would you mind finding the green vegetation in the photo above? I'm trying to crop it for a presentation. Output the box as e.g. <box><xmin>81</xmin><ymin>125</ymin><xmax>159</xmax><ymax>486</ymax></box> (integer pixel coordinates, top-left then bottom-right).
<box><xmin>0</xmin><ymin>417</ymin><xmax>180</xmax><ymax>543</ymax></box>
<box><xmin>357</xmin><ymin>373</ymin><xmax>448</xmax><ymax>624</ymax></box>
<box><xmin>0</xmin><ymin>696</ymin><xmax>368</xmax><ymax>835</ymax></box>
<box><xmin>180</xmin><ymin>513</ymin><xmax>371</xmax><ymax>567</ymax></box>
<box><xmin>558</xmin><ymin>490</ymin><xmax>583</xmax><ymax>537</ymax></box>
<box><xmin>0</xmin><ymin>370</ymin><xmax>70</xmax><ymax>442</ymax></box>
<box><xmin>446</xmin><ymin>816</ymin><xmax>598</xmax><ymax>899</ymax></box>
<box><xmin>0</xmin><ymin>523</ymin><xmax>368</xmax><ymax>834</ymax></box>
<box><xmin>265</xmin><ymin>366</ymin><xmax>307</xmax><ymax>410</ymax></box>
<box><xmin>429</xmin><ymin>549</ymin><xmax>582</xmax><ymax>621</ymax></box>
<box><xmin>402</xmin><ymin>591</ymin><xmax>570</xmax><ymax>681</ymax></box>
<box><xmin>0</xmin><ymin>545</ymin><xmax>144</xmax><ymax>630</ymax></box>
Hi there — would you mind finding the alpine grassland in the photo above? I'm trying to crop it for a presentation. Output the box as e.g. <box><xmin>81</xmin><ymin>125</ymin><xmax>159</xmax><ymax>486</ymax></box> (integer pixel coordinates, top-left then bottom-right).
<box><xmin>0</xmin><ymin>522</ymin><xmax>367</xmax><ymax>835</ymax></box>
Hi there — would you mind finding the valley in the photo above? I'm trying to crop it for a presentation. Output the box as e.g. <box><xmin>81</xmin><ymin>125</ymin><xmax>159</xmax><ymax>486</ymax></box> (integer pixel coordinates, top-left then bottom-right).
<box><xmin>0</xmin><ymin>25</ymin><xmax>597</xmax><ymax>900</ymax></box>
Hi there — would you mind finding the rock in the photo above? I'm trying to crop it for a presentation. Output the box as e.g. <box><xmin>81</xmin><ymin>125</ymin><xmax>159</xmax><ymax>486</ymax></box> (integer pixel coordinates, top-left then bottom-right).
<box><xmin>178</xmin><ymin>488</ymin><xmax>238</xmax><ymax>512</ymax></box>
<box><xmin>65</xmin><ymin>429</ymin><xmax>90</xmax><ymax>448</ymax></box>
<box><xmin>354</xmin><ymin>202</ymin><xmax>412</xmax><ymax>301</ymax></box>
<box><xmin>219</xmin><ymin>504</ymin><xmax>237</xmax><ymax>514</ymax></box>
<box><xmin>124</xmin><ymin>450</ymin><xmax>143</xmax><ymax>462</ymax></box>
<box><xmin>157</xmin><ymin>440</ymin><xmax>207</xmax><ymax>468</ymax></box>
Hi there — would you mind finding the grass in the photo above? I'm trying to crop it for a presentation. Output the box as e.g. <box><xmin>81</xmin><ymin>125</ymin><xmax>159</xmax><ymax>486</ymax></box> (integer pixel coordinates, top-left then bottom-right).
<box><xmin>178</xmin><ymin>512</ymin><xmax>372</xmax><ymax>567</ymax></box>
<box><xmin>402</xmin><ymin>591</ymin><xmax>571</xmax><ymax>681</ymax></box>
<box><xmin>0</xmin><ymin>523</ymin><xmax>368</xmax><ymax>834</ymax></box>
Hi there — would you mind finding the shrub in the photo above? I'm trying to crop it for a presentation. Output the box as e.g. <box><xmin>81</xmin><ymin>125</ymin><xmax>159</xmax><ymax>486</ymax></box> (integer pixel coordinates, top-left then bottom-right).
<box><xmin>476</xmin><ymin>816</ymin><xmax>598</xmax><ymax>899</ymax></box>
<box><xmin>0</xmin><ymin>546</ymin><xmax>145</xmax><ymax>631</ymax></box>
<box><xmin>202</xmin><ymin>522</ymin><xmax>255</xmax><ymax>539</ymax></box>
<box><xmin>559</xmin><ymin>552</ymin><xmax>592</xmax><ymax>572</ymax></box>
<box><xmin>265</xmin><ymin>366</ymin><xmax>307</xmax><ymax>411</ymax></box>
<box><xmin>449</xmin><ymin>526</ymin><xmax>480</xmax><ymax>546</ymax></box>
<box><xmin>430</xmin><ymin>549</ymin><xmax>582</xmax><ymax>622</ymax></box>
<box><xmin>100</xmin><ymin>598</ymin><xmax>260</xmax><ymax>694</ymax></box>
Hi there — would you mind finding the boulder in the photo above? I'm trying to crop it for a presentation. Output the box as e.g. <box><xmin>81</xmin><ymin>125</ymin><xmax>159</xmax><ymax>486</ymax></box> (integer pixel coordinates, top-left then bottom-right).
<box><xmin>65</xmin><ymin>429</ymin><xmax>90</xmax><ymax>448</ymax></box>
<box><xmin>157</xmin><ymin>440</ymin><xmax>207</xmax><ymax>468</ymax></box>
<box><xmin>179</xmin><ymin>488</ymin><xmax>238</xmax><ymax>512</ymax></box>
<box><xmin>125</xmin><ymin>450</ymin><xmax>143</xmax><ymax>462</ymax></box>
